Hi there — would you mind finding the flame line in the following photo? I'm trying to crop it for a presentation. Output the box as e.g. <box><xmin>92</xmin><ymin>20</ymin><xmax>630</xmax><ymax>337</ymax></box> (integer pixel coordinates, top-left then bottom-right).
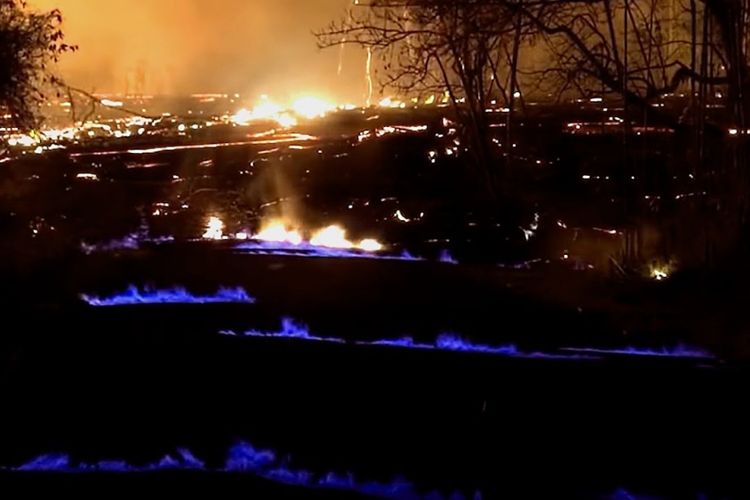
<box><xmin>220</xmin><ymin>318</ymin><xmax>712</xmax><ymax>361</ymax></box>
<box><xmin>11</xmin><ymin>441</ymin><xmax>427</xmax><ymax>499</ymax></box>
<box><xmin>81</xmin><ymin>286</ymin><xmax>255</xmax><ymax>307</ymax></box>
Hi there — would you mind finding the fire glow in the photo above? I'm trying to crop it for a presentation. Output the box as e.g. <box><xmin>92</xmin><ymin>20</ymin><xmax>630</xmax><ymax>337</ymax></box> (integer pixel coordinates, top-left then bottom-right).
<box><xmin>230</xmin><ymin>98</ymin><xmax>297</xmax><ymax>129</ymax></box>
<box><xmin>229</xmin><ymin>95</ymin><xmax>337</xmax><ymax>129</ymax></box>
<box><xmin>81</xmin><ymin>286</ymin><xmax>255</xmax><ymax>306</ymax></box>
<box><xmin>227</xmin><ymin>217</ymin><xmax>451</xmax><ymax>263</ymax></box>
<box><xmin>235</xmin><ymin>219</ymin><xmax>388</xmax><ymax>254</ymax></box>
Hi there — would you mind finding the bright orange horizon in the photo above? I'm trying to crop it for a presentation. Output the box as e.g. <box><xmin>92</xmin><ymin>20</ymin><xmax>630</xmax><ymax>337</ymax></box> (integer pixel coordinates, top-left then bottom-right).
<box><xmin>31</xmin><ymin>0</ymin><xmax>367</xmax><ymax>102</ymax></box>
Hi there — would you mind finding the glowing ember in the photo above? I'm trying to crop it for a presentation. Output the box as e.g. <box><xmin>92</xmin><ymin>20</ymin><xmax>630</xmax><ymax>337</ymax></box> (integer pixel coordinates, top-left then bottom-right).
<box><xmin>7</xmin><ymin>133</ymin><xmax>37</xmax><ymax>147</ymax></box>
<box><xmin>358</xmin><ymin>238</ymin><xmax>383</xmax><ymax>252</ymax></box>
<box><xmin>378</xmin><ymin>97</ymin><xmax>407</xmax><ymax>109</ymax></box>
<box><xmin>100</xmin><ymin>98</ymin><xmax>124</xmax><ymax>108</ymax></box>
<box><xmin>651</xmin><ymin>268</ymin><xmax>668</xmax><ymax>281</ymax></box>
<box><xmin>648</xmin><ymin>260</ymin><xmax>676</xmax><ymax>281</ymax></box>
<box><xmin>310</xmin><ymin>225</ymin><xmax>353</xmax><ymax>249</ymax></box>
<box><xmin>394</xmin><ymin>210</ymin><xmax>411</xmax><ymax>223</ymax></box>
<box><xmin>203</xmin><ymin>216</ymin><xmax>225</xmax><ymax>240</ymax></box>
<box><xmin>81</xmin><ymin>286</ymin><xmax>255</xmax><ymax>306</ymax></box>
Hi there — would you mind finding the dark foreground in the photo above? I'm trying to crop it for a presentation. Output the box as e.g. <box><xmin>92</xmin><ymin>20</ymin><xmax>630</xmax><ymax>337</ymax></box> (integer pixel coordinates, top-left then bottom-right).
<box><xmin>0</xmin><ymin>247</ymin><xmax>747</xmax><ymax>499</ymax></box>
<box><xmin>0</xmin><ymin>319</ymin><xmax>745</xmax><ymax>499</ymax></box>
<box><xmin>1</xmin><ymin>104</ymin><xmax>748</xmax><ymax>498</ymax></box>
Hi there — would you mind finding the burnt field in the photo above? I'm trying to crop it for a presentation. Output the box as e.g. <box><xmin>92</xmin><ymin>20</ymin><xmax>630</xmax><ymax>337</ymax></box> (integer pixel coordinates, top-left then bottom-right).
<box><xmin>0</xmin><ymin>106</ymin><xmax>748</xmax><ymax>498</ymax></box>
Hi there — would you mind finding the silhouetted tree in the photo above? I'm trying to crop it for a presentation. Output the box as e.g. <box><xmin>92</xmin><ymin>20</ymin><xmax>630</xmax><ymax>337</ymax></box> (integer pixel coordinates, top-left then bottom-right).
<box><xmin>318</xmin><ymin>0</ymin><xmax>531</xmax><ymax>200</ymax></box>
<box><xmin>0</xmin><ymin>0</ymin><xmax>74</xmax><ymax>130</ymax></box>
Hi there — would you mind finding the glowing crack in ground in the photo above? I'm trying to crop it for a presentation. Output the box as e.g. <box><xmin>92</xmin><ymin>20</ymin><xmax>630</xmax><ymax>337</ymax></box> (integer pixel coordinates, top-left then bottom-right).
<box><xmin>81</xmin><ymin>286</ymin><xmax>255</xmax><ymax>306</ymax></box>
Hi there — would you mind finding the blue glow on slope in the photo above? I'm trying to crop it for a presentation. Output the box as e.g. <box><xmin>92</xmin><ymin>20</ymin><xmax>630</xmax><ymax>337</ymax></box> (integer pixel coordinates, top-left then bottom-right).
<box><xmin>81</xmin><ymin>233</ymin><xmax>140</xmax><ymax>254</ymax></box>
<box><xmin>14</xmin><ymin>441</ymin><xmax>431</xmax><ymax>499</ymax></box>
<box><xmin>80</xmin><ymin>223</ymin><xmax>173</xmax><ymax>254</ymax></box>
<box><xmin>10</xmin><ymin>444</ymin><xmax>702</xmax><ymax>499</ymax></box>
<box><xmin>560</xmin><ymin>345</ymin><xmax>712</xmax><ymax>359</ymax></box>
<box><xmin>234</xmin><ymin>240</ymin><xmax>425</xmax><ymax>262</ymax></box>
<box><xmin>438</xmin><ymin>250</ymin><xmax>458</xmax><ymax>265</ymax></box>
<box><xmin>16</xmin><ymin>447</ymin><xmax>204</xmax><ymax>472</ymax></box>
<box><xmin>221</xmin><ymin>318</ymin><xmax>345</xmax><ymax>343</ymax></box>
<box><xmin>607</xmin><ymin>489</ymin><xmax>669</xmax><ymax>500</ymax></box>
<box><xmin>220</xmin><ymin>318</ymin><xmax>714</xmax><ymax>361</ymax></box>
<box><xmin>81</xmin><ymin>286</ymin><xmax>255</xmax><ymax>306</ymax></box>
<box><xmin>222</xmin><ymin>318</ymin><xmax>589</xmax><ymax>359</ymax></box>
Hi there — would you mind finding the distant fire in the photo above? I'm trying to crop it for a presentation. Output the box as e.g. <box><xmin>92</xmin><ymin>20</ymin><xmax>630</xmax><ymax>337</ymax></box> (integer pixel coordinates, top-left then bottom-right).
<box><xmin>648</xmin><ymin>259</ymin><xmax>676</xmax><ymax>281</ymax></box>
<box><xmin>309</xmin><ymin>225</ymin><xmax>354</xmax><ymax>249</ymax></box>
<box><xmin>230</xmin><ymin>96</ymin><xmax>297</xmax><ymax>128</ymax></box>
<box><xmin>254</xmin><ymin>220</ymin><xmax>303</xmax><ymax>245</ymax></box>
<box><xmin>358</xmin><ymin>238</ymin><xmax>384</xmax><ymax>252</ymax></box>
<box><xmin>1</xmin><ymin>92</ymin><xmax>431</xmax><ymax>158</ymax></box>
<box><xmin>199</xmin><ymin>216</ymin><xmax>384</xmax><ymax>253</ymax></box>
<box><xmin>196</xmin><ymin>216</ymin><xmax>451</xmax><ymax>263</ymax></box>
<box><xmin>291</xmin><ymin>96</ymin><xmax>335</xmax><ymax>119</ymax></box>
<box><xmin>229</xmin><ymin>95</ymin><xmax>336</xmax><ymax>129</ymax></box>
<box><xmin>256</xmin><ymin>219</ymin><xmax>383</xmax><ymax>252</ymax></box>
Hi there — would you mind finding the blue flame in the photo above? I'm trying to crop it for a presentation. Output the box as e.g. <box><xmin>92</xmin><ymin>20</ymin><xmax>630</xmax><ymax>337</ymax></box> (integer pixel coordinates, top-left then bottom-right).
<box><xmin>234</xmin><ymin>240</ymin><xmax>425</xmax><ymax>262</ymax></box>
<box><xmin>222</xmin><ymin>318</ymin><xmax>588</xmax><ymax>359</ymax></box>
<box><xmin>9</xmin><ymin>444</ymin><xmax>703</xmax><ymax>499</ymax></box>
<box><xmin>221</xmin><ymin>318</ymin><xmax>345</xmax><ymax>344</ymax></box>
<box><xmin>220</xmin><ymin>318</ymin><xmax>714</xmax><ymax>361</ymax></box>
<box><xmin>367</xmin><ymin>337</ymin><xmax>434</xmax><ymax>349</ymax></box>
<box><xmin>81</xmin><ymin>286</ymin><xmax>255</xmax><ymax>306</ymax></box>
<box><xmin>435</xmin><ymin>334</ymin><xmax>520</xmax><ymax>355</ymax></box>
<box><xmin>17</xmin><ymin>454</ymin><xmax>70</xmax><ymax>472</ymax></box>
<box><xmin>606</xmin><ymin>489</ymin><xmax>670</xmax><ymax>500</ymax></box>
<box><xmin>559</xmin><ymin>345</ymin><xmax>712</xmax><ymax>359</ymax></box>
<box><xmin>438</xmin><ymin>250</ymin><xmax>458</xmax><ymax>264</ymax></box>
<box><xmin>13</xmin><ymin>441</ymin><xmax>427</xmax><ymax>499</ymax></box>
<box><xmin>81</xmin><ymin>234</ymin><xmax>140</xmax><ymax>254</ymax></box>
<box><xmin>80</xmin><ymin>223</ymin><xmax>173</xmax><ymax>254</ymax></box>
<box><xmin>17</xmin><ymin>447</ymin><xmax>205</xmax><ymax>473</ymax></box>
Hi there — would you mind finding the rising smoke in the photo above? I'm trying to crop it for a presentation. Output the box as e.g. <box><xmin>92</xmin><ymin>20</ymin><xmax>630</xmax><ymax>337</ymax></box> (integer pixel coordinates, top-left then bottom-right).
<box><xmin>31</xmin><ymin>0</ymin><xmax>366</xmax><ymax>101</ymax></box>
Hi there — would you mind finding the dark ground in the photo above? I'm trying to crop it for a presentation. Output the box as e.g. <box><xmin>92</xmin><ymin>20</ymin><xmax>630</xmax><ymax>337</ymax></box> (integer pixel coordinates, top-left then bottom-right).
<box><xmin>0</xmin><ymin>104</ymin><xmax>748</xmax><ymax>498</ymax></box>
